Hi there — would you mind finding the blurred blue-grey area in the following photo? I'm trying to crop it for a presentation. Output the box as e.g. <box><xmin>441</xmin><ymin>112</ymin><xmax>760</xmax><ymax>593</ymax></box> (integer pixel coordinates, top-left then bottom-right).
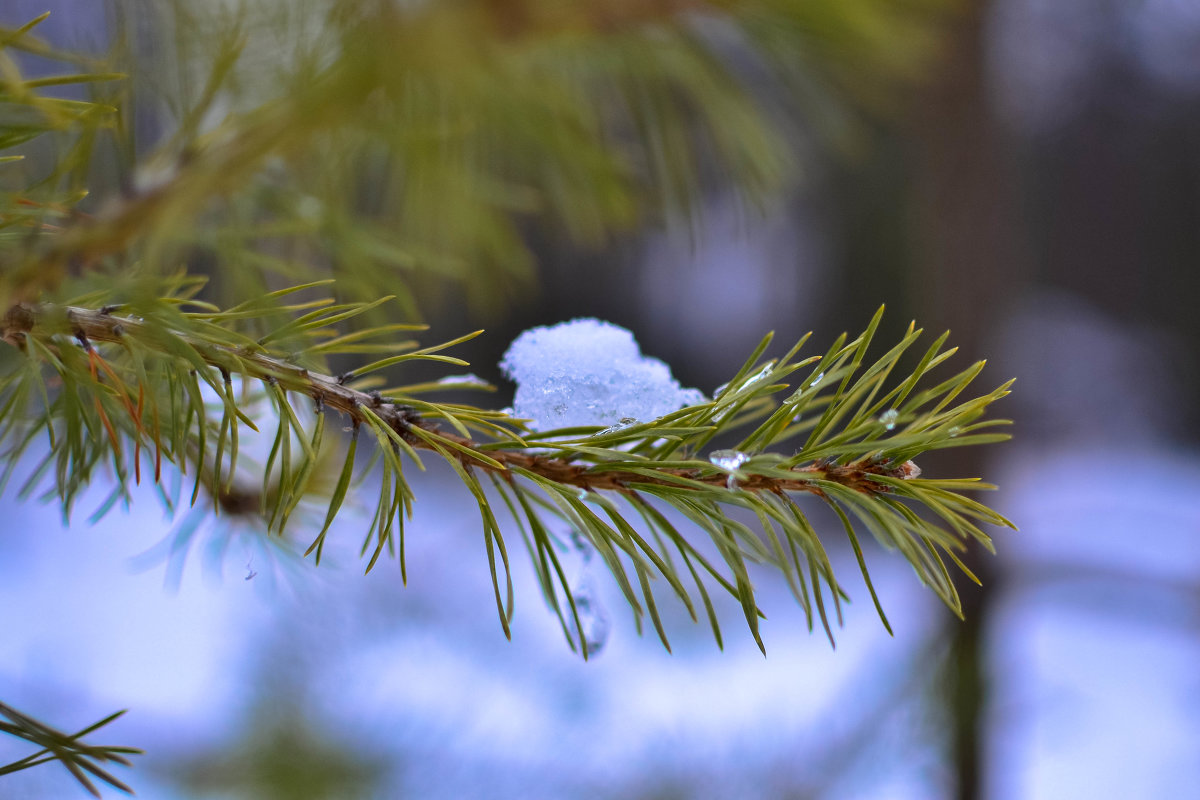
<box><xmin>3</xmin><ymin>0</ymin><xmax>1200</xmax><ymax>797</ymax></box>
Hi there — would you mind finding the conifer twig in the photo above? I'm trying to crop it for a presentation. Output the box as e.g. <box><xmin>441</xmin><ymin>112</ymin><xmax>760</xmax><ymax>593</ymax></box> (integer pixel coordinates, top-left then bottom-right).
<box><xmin>0</xmin><ymin>701</ymin><xmax>141</xmax><ymax>797</ymax></box>
<box><xmin>2</xmin><ymin>301</ymin><xmax>922</xmax><ymax>500</ymax></box>
<box><xmin>1</xmin><ymin>293</ymin><xmax>1014</xmax><ymax>659</ymax></box>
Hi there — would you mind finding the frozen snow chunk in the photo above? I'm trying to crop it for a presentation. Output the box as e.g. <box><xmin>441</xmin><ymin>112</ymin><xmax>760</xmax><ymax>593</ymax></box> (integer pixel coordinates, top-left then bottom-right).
<box><xmin>499</xmin><ymin>318</ymin><xmax>704</xmax><ymax>431</ymax></box>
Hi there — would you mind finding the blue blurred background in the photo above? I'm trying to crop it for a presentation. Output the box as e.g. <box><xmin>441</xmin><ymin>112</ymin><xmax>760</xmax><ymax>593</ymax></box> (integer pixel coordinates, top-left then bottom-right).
<box><xmin>3</xmin><ymin>1</ymin><xmax>1200</xmax><ymax>797</ymax></box>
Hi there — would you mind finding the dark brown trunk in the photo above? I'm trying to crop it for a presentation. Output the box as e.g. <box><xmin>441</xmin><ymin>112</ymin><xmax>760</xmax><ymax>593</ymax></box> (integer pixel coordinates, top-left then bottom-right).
<box><xmin>907</xmin><ymin>3</ymin><xmax>1026</xmax><ymax>799</ymax></box>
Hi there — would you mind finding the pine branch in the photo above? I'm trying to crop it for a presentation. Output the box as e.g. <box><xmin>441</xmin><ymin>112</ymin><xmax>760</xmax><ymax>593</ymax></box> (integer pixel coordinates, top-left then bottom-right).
<box><xmin>0</xmin><ymin>702</ymin><xmax>141</xmax><ymax>797</ymax></box>
<box><xmin>4</xmin><ymin>300</ymin><xmax>923</xmax><ymax>498</ymax></box>
<box><xmin>1</xmin><ymin>292</ymin><xmax>1014</xmax><ymax>657</ymax></box>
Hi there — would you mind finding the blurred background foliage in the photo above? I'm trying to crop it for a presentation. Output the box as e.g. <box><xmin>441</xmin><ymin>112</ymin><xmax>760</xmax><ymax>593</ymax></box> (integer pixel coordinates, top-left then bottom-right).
<box><xmin>1</xmin><ymin>0</ymin><xmax>948</xmax><ymax>319</ymax></box>
<box><xmin>3</xmin><ymin>0</ymin><xmax>1200</xmax><ymax>798</ymax></box>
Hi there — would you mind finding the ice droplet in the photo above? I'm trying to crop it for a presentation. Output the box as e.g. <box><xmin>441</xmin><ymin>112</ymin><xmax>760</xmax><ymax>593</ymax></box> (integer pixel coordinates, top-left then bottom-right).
<box><xmin>810</xmin><ymin>371</ymin><xmax>825</xmax><ymax>387</ymax></box>
<box><xmin>594</xmin><ymin>417</ymin><xmax>639</xmax><ymax>436</ymax></box>
<box><xmin>709</xmin><ymin>449</ymin><xmax>750</xmax><ymax>489</ymax></box>
<box><xmin>435</xmin><ymin>373</ymin><xmax>491</xmax><ymax>388</ymax></box>
<box><xmin>709</xmin><ymin>449</ymin><xmax>750</xmax><ymax>471</ymax></box>
<box><xmin>948</xmin><ymin>426</ymin><xmax>961</xmax><ymax>437</ymax></box>
<box><xmin>715</xmin><ymin>364</ymin><xmax>772</xmax><ymax>400</ymax></box>
<box><xmin>743</xmin><ymin>363</ymin><xmax>773</xmax><ymax>388</ymax></box>
<box><xmin>572</xmin><ymin>579</ymin><xmax>610</xmax><ymax>657</ymax></box>
<box><xmin>569</xmin><ymin>529</ymin><xmax>593</xmax><ymax>563</ymax></box>
<box><xmin>880</xmin><ymin>408</ymin><xmax>899</xmax><ymax>431</ymax></box>
<box><xmin>565</xmin><ymin>530</ymin><xmax>608</xmax><ymax>656</ymax></box>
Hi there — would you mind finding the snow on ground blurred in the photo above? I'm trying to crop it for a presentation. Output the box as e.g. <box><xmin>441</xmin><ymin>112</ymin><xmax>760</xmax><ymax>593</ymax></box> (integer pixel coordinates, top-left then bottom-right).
<box><xmin>0</xmin><ymin>453</ymin><xmax>941</xmax><ymax>799</ymax></box>
<box><xmin>988</xmin><ymin>443</ymin><xmax>1200</xmax><ymax>800</ymax></box>
<box><xmin>984</xmin><ymin>291</ymin><xmax>1200</xmax><ymax>799</ymax></box>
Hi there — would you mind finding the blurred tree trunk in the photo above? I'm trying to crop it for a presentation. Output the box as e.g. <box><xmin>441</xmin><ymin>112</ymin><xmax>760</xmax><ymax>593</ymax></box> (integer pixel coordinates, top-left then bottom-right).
<box><xmin>907</xmin><ymin>2</ymin><xmax>1026</xmax><ymax>799</ymax></box>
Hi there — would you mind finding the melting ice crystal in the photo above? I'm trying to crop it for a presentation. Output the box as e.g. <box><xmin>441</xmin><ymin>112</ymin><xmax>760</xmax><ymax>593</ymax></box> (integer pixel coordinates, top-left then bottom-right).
<box><xmin>571</xmin><ymin>578</ymin><xmax>611</xmax><ymax>657</ymax></box>
<box><xmin>709</xmin><ymin>449</ymin><xmax>750</xmax><ymax>471</ymax></box>
<box><xmin>566</xmin><ymin>528</ymin><xmax>610</xmax><ymax>656</ymax></box>
<box><xmin>593</xmin><ymin>417</ymin><xmax>640</xmax><ymax>437</ymax></box>
<box><xmin>435</xmin><ymin>373</ymin><xmax>491</xmax><ymax>388</ymax></box>
<box><xmin>500</xmin><ymin>318</ymin><xmax>706</xmax><ymax>431</ymax></box>
<box><xmin>709</xmin><ymin>449</ymin><xmax>750</xmax><ymax>490</ymax></box>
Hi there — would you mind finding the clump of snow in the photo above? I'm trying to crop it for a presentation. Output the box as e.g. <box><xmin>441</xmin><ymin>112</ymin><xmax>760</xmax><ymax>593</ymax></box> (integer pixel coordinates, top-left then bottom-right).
<box><xmin>499</xmin><ymin>318</ymin><xmax>705</xmax><ymax>431</ymax></box>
